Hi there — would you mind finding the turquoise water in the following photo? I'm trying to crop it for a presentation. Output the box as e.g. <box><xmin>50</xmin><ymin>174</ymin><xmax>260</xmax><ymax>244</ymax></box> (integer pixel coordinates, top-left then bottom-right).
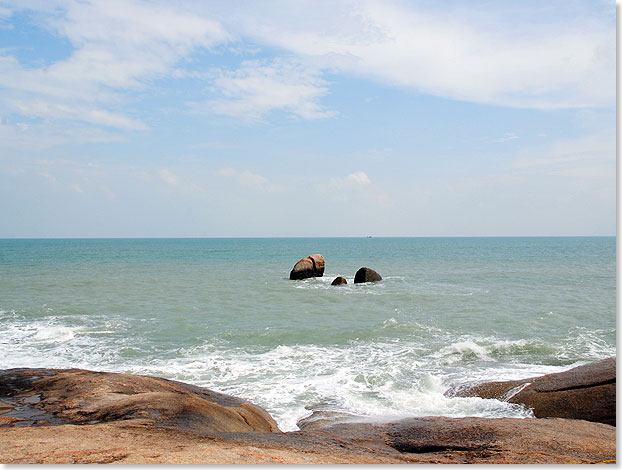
<box><xmin>0</xmin><ymin>237</ymin><xmax>615</xmax><ymax>430</ymax></box>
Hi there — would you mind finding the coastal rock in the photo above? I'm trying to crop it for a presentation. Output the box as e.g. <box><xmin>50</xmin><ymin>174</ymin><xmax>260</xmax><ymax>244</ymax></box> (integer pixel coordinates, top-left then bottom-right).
<box><xmin>353</xmin><ymin>267</ymin><xmax>382</xmax><ymax>283</ymax></box>
<box><xmin>296</xmin><ymin>410</ymin><xmax>358</xmax><ymax>430</ymax></box>
<box><xmin>0</xmin><ymin>368</ymin><xmax>615</xmax><ymax>464</ymax></box>
<box><xmin>0</xmin><ymin>368</ymin><xmax>279</xmax><ymax>434</ymax></box>
<box><xmin>311</xmin><ymin>416</ymin><xmax>615</xmax><ymax>464</ymax></box>
<box><xmin>453</xmin><ymin>357</ymin><xmax>616</xmax><ymax>426</ymax></box>
<box><xmin>331</xmin><ymin>276</ymin><xmax>347</xmax><ymax>285</ymax></box>
<box><xmin>289</xmin><ymin>254</ymin><xmax>325</xmax><ymax>280</ymax></box>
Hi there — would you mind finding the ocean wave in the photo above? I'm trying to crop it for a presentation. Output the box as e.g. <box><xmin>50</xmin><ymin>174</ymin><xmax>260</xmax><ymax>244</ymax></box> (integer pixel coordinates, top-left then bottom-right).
<box><xmin>554</xmin><ymin>327</ymin><xmax>616</xmax><ymax>361</ymax></box>
<box><xmin>0</xmin><ymin>309</ymin><xmax>18</xmax><ymax>318</ymax></box>
<box><xmin>0</xmin><ymin>308</ymin><xmax>613</xmax><ymax>433</ymax></box>
<box><xmin>32</xmin><ymin>325</ymin><xmax>76</xmax><ymax>343</ymax></box>
<box><xmin>431</xmin><ymin>340</ymin><xmax>494</xmax><ymax>363</ymax></box>
<box><xmin>0</xmin><ymin>237</ymin><xmax>614</xmax><ymax>435</ymax></box>
<box><xmin>0</xmin><ymin>313</ymin><xmax>134</xmax><ymax>371</ymax></box>
<box><xmin>427</xmin><ymin>336</ymin><xmax>553</xmax><ymax>366</ymax></box>
<box><xmin>289</xmin><ymin>274</ymin><xmax>389</xmax><ymax>295</ymax></box>
<box><xmin>123</xmin><ymin>339</ymin><xmax>539</xmax><ymax>431</ymax></box>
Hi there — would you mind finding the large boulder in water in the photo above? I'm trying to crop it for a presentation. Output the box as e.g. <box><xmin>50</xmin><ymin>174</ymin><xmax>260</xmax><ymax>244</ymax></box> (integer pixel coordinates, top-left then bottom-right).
<box><xmin>354</xmin><ymin>267</ymin><xmax>382</xmax><ymax>283</ymax></box>
<box><xmin>289</xmin><ymin>254</ymin><xmax>325</xmax><ymax>280</ymax></box>
<box><xmin>453</xmin><ymin>357</ymin><xmax>616</xmax><ymax>426</ymax></box>
<box><xmin>331</xmin><ymin>276</ymin><xmax>347</xmax><ymax>285</ymax></box>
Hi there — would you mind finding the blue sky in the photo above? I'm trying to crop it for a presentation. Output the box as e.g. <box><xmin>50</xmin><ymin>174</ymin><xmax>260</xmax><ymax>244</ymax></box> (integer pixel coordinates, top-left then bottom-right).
<box><xmin>0</xmin><ymin>0</ymin><xmax>616</xmax><ymax>237</ymax></box>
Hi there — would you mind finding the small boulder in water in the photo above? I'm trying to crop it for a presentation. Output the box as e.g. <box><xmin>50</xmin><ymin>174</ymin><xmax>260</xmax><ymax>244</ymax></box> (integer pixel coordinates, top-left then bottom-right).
<box><xmin>289</xmin><ymin>254</ymin><xmax>325</xmax><ymax>280</ymax></box>
<box><xmin>331</xmin><ymin>276</ymin><xmax>347</xmax><ymax>285</ymax></box>
<box><xmin>354</xmin><ymin>267</ymin><xmax>382</xmax><ymax>283</ymax></box>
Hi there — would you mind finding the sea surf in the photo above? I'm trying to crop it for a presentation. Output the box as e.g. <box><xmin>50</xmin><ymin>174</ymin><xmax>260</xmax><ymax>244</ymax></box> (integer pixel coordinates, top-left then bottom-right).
<box><xmin>0</xmin><ymin>237</ymin><xmax>615</xmax><ymax>431</ymax></box>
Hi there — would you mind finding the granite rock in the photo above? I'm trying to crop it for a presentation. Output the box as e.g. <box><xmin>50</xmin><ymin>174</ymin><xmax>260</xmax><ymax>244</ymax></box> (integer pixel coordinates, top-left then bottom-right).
<box><xmin>290</xmin><ymin>254</ymin><xmax>325</xmax><ymax>280</ymax></box>
<box><xmin>0</xmin><ymin>368</ymin><xmax>615</xmax><ymax>464</ymax></box>
<box><xmin>453</xmin><ymin>357</ymin><xmax>616</xmax><ymax>426</ymax></box>
<box><xmin>354</xmin><ymin>267</ymin><xmax>382</xmax><ymax>283</ymax></box>
<box><xmin>0</xmin><ymin>368</ymin><xmax>279</xmax><ymax>434</ymax></box>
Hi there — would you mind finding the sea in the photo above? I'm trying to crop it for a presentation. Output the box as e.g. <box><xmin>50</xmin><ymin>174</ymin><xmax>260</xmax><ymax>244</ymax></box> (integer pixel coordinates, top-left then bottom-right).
<box><xmin>0</xmin><ymin>237</ymin><xmax>615</xmax><ymax>431</ymax></box>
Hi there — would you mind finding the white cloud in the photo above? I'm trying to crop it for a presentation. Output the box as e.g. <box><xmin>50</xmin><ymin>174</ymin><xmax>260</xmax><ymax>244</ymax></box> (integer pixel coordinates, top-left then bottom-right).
<box><xmin>7</xmin><ymin>96</ymin><xmax>148</xmax><ymax>131</ymax></box>
<box><xmin>134</xmin><ymin>170</ymin><xmax>153</xmax><ymax>182</ymax></box>
<box><xmin>156</xmin><ymin>168</ymin><xmax>205</xmax><ymax>197</ymax></box>
<box><xmin>0</xmin><ymin>119</ymin><xmax>125</xmax><ymax>151</ymax></box>
<box><xmin>347</xmin><ymin>171</ymin><xmax>371</xmax><ymax>185</ymax></box>
<box><xmin>326</xmin><ymin>170</ymin><xmax>390</xmax><ymax>206</ymax></box>
<box><xmin>190</xmin><ymin>141</ymin><xmax>235</xmax><ymax>150</ymax></box>
<box><xmin>494</xmin><ymin>133</ymin><xmax>519</xmax><ymax>143</ymax></box>
<box><xmin>70</xmin><ymin>183</ymin><xmax>84</xmax><ymax>195</ymax></box>
<box><xmin>39</xmin><ymin>171</ymin><xmax>58</xmax><ymax>185</ymax></box>
<box><xmin>219</xmin><ymin>167</ymin><xmax>270</xmax><ymax>189</ymax></box>
<box><xmin>209</xmin><ymin>0</ymin><xmax>614</xmax><ymax>109</ymax></box>
<box><xmin>205</xmin><ymin>59</ymin><xmax>336</xmax><ymax>121</ymax></box>
<box><xmin>0</xmin><ymin>0</ymin><xmax>614</xmax><ymax>142</ymax></box>
<box><xmin>0</xmin><ymin>0</ymin><xmax>229</xmax><ymax>131</ymax></box>
<box><xmin>0</xmin><ymin>6</ymin><xmax>13</xmax><ymax>17</ymax></box>
<box><xmin>329</xmin><ymin>171</ymin><xmax>372</xmax><ymax>189</ymax></box>
<box><xmin>159</xmin><ymin>169</ymin><xmax>180</xmax><ymax>186</ymax></box>
<box><xmin>510</xmin><ymin>132</ymin><xmax>615</xmax><ymax>188</ymax></box>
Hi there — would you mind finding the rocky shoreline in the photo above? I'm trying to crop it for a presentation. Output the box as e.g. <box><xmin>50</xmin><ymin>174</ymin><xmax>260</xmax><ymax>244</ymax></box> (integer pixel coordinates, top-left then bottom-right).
<box><xmin>0</xmin><ymin>360</ymin><xmax>615</xmax><ymax>464</ymax></box>
<box><xmin>451</xmin><ymin>357</ymin><xmax>616</xmax><ymax>426</ymax></box>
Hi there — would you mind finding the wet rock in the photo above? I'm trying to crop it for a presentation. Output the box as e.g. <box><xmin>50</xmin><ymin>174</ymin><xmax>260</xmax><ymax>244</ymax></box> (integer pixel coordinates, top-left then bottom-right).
<box><xmin>290</xmin><ymin>254</ymin><xmax>325</xmax><ymax>280</ymax></box>
<box><xmin>353</xmin><ymin>267</ymin><xmax>382</xmax><ymax>283</ymax></box>
<box><xmin>0</xmin><ymin>368</ymin><xmax>279</xmax><ymax>434</ymax></box>
<box><xmin>331</xmin><ymin>276</ymin><xmax>347</xmax><ymax>285</ymax></box>
<box><xmin>453</xmin><ymin>357</ymin><xmax>616</xmax><ymax>426</ymax></box>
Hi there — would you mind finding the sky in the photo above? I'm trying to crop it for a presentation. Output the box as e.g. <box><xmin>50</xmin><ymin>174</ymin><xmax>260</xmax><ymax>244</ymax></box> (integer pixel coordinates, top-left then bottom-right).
<box><xmin>0</xmin><ymin>0</ymin><xmax>616</xmax><ymax>237</ymax></box>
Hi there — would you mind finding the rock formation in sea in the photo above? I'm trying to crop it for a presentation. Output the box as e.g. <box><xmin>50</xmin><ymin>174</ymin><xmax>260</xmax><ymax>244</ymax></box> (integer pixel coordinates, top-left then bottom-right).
<box><xmin>353</xmin><ymin>267</ymin><xmax>382</xmax><ymax>283</ymax></box>
<box><xmin>452</xmin><ymin>357</ymin><xmax>616</xmax><ymax>426</ymax></box>
<box><xmin>289</xmin><ymin>254</ymin><xmax>325</xmax><ymax>280</ymax></box>
<box><xmin>331</xmin><ymin>276</ymin><xmax>347</xmax><ymax>285</ymax></box>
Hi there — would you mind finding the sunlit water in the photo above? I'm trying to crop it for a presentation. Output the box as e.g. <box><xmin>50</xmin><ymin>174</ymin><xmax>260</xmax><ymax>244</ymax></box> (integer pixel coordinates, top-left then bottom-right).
<box><xmin>0</xmin><ymin>237</ymin><xmax>615</xmax><ymax>431</ymax></box>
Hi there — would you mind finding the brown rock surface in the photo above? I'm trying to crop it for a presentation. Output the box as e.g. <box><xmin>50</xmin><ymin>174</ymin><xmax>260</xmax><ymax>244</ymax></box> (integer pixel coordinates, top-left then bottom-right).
<box><xmin>331</xmin><ymin>276</ymin><xmax>347</xmax><ymax>285</ymax></box>
<box><xmin>0</xmin><ymin>368</ymin><xmax>279</xmax><ymax>434</ymax></box>
<box><xmin>453</xmin><ymin>357</ymin><xmax>616</xmax><ymax>426</ymax></box>
<box><xmin>0</xmin><ymin>368</ymin><xmax>616</xmax><ymax>464</ymax></box>
<box><xmin>289</xmin><ymin>254</ymin><xmax>325</xmax><ymax>280</ymax></box>
<box><xmin>309</xmin><ymin>416</ymin><xmax>615</xmax><ymax>464</ymax></box>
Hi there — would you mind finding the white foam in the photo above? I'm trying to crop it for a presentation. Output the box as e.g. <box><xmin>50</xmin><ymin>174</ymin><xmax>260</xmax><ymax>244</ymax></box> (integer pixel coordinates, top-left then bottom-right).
<box><xmin>121</xmin><ymin>337</ymin><xmax>542</xmax><ymax>432</ymax></box>
<box><xmin>0</xmin><ymin>312</ymin><xmax>132</xmax><ymax>371</ymax></box>
<box><xmin>502</xmin><ymin>383</ymin><xmax>532</xmax><ymax>401</ymax></box>
<box><xmin>432</xmin><ymin>340</ymin><xmax>493</xmax><ymax>363</ymax></box>
<box><xmin>555</xmin><ymin>328</ymin><xmax>616</xmax><ymax>360</ymax></box>
<box><xmin>32</xmin><ymin>326</ymin><xmax>76</xmax><ymax>343</ymax></box>
<box><xmin>0</xmin><ymin>311</ymin><xmax>612</xmax><ymax>433</ymax></box>
<box><xmin>290</xmin><ymin>274</ymin><xmax>386</xmax><ymax>295</ymax></box>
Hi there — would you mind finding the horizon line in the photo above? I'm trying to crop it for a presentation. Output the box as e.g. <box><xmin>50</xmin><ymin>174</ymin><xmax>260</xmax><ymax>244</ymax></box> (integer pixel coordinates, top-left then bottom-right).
<box><xmin>0</xmin><ymin>235</ymin><xmax>615</xmax><ymax>240</ymax></box>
